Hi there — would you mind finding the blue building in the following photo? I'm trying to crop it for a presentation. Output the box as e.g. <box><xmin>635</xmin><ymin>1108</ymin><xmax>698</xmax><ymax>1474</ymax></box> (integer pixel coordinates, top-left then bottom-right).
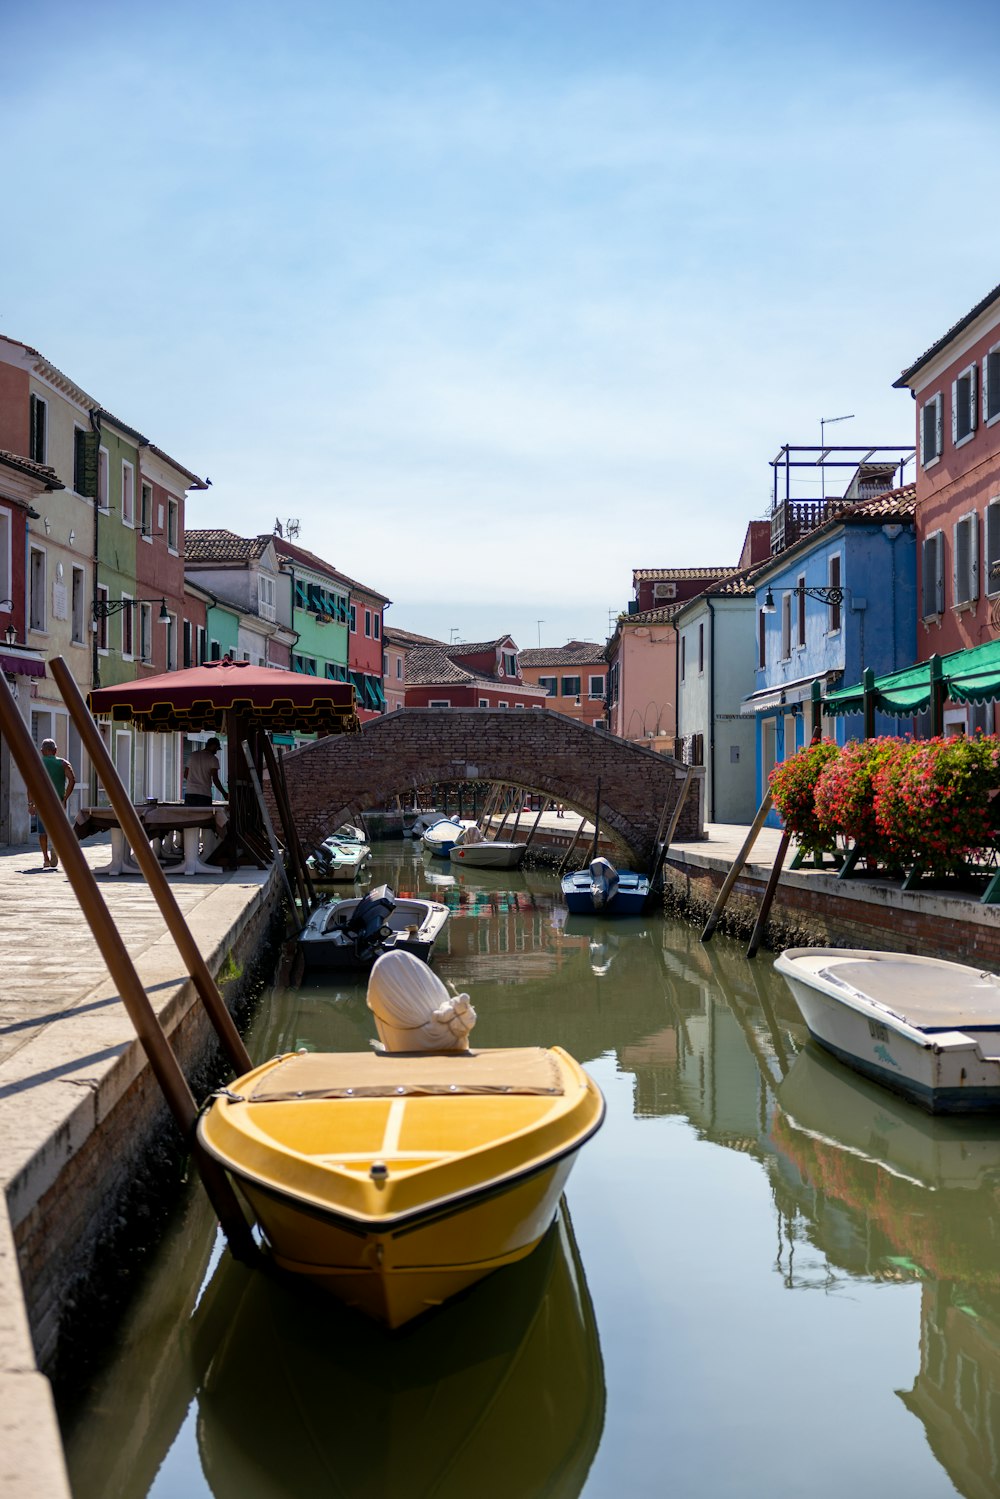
<box><xmin>742</xmin><ymin>484</ymin><xmax>917</xmax><ymax>824</ymax></box>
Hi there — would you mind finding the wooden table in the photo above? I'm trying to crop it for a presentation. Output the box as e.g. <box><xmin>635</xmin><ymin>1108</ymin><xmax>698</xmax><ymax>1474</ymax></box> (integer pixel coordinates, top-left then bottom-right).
<box><xmin>74</xmin><ymin>803</ymin><xmax>230</xmax><ymax>876</ymax></box>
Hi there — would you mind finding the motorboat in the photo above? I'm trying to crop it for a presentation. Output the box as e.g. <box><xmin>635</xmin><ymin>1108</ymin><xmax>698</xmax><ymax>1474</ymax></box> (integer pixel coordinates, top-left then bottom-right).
<box><xmin>774</xmin><ymin>947</ymin><xmax>1000</xmax><ymax>1114</ymax></box>
<box><xmin>307</xmin><ymin>839</ymin><xmax>372</xmax><ymax>884</ymax></box>
<box><xmin>328</xmin><ymin>822</ymin><xmax>368</xmax><ymax>846</ymax></box>
<box><xmin>421</xmin><ymin>818</ymin><xmax>475</xmax><ymax>858</ymax></box>
<box><xmin>298</xmin><ymin>885</ymin><xmax>449</xmax><ymax>970</ymax></box>
<box><xmin>198</xmin><ymin>951</ymin><xmax>605</xmax><ymax>1327</ymax></box>
<box><xmin>449</xmin><ymin>827</ymin><xmax>526</xmax><ymax>870</ymax></box>
<box><xmin>561</xmin><ymin>857</ymin><xmax>650</xmax><ymax>916</ymax></box>
<box><xmin>407</xmin><ymin>810</ymin><xmax>449</xmax><ymax>840</ymax></box>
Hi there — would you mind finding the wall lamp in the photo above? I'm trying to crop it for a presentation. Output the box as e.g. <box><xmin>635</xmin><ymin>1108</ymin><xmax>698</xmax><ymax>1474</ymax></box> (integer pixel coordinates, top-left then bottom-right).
<box><xmin>761</xmin><ymin>583</ymin><xmax>844</xmax><ymax>614</ymax></box>
<box><xmin>93</xmin><ymin>597</ymin><xmax>170</xmax><ymax>622</ymax></box>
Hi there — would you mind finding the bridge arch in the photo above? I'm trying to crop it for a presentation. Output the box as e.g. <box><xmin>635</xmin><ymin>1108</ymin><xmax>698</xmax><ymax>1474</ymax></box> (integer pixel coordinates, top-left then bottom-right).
<box><xmin>278</xmin><ymin>708</ymin><xmax>704</xmax><ymax>865</ymax></box>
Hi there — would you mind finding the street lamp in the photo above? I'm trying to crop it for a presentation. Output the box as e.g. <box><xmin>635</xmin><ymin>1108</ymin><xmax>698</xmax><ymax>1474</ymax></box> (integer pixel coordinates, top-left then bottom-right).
<box><xmin>761</xmin><ymin>583</ymin><xmax>844</xmax><ymax>614</ymax></box>
<box><xmin>93</xmin><ymin>597</ymin><xmax>170</xmax><ymax>623</ymax></box>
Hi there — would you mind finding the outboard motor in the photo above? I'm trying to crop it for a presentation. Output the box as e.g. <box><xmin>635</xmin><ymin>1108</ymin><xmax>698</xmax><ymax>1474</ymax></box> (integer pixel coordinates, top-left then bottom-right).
<box><xmin>346</xmin><ymin>884</ymin><xmax>396</xmax><ymax>960</ymax></box>
<box><xmin>588</xmin><ymin>857</ymin><xmax>620</xmax><ymax>910</ymax></box>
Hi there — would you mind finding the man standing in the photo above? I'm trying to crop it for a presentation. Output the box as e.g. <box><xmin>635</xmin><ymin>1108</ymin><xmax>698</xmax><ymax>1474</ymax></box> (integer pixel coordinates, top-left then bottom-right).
<box><xmin>184</xmin><ymin>737</ymin><xmax>227</xmax><ymax>807</ymax></box>
<box><xmin>28</xmin><ymin>739</ymin><xmax>77</xmax><ymax>870</ymax></box>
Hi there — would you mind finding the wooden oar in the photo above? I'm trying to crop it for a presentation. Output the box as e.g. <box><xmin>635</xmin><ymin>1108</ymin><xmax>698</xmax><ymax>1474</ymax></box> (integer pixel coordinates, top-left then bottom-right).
<box><xmin>0</xmin><ymin>665</ymin><xmax>257</xmax><ymax>1263</ymax></box>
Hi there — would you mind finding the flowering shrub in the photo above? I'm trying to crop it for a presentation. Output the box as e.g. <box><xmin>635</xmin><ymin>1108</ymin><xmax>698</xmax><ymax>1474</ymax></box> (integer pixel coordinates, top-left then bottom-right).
<box><xmin>872</xmin><ymin>734</ymin><xmax>1000</xmax><ymax>873</ymax></box>
<box><xmin>814</xmin><ymin>737</ymin><xmax>908</xmax><ymax>867</ymax></box>
<box><xmin>768</xmin><ymin>740</ymin><xmax>840</xmax><ymax>853</ymax></box>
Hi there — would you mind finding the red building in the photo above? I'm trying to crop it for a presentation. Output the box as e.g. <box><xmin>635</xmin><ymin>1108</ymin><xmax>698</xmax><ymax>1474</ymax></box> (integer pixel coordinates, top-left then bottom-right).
<box><xmin>893</xmin><ymin>282</ymin><xmax>1000</xmax><ymax>731</ymax></box>
<box><xmin>404</xmin><ymin>636</ymin><xmax>549</xmax><ymax>709</ymax></box>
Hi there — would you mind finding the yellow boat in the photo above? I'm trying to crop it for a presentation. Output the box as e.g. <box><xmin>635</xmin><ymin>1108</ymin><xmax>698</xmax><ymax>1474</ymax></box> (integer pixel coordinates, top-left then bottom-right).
<box><xmin>197</xmin><ymin>952</ymin><xmax>604</xmax><ymax>1328</ymax></box>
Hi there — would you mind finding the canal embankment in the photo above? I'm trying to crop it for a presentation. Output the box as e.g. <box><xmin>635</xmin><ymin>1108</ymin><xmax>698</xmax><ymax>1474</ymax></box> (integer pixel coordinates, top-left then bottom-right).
<box><xmin>0</xmin><ymin>839</ymin><xmax>282</xmax><ymax>1499</ymax></box>
<box><xmin>666</xmin><ymin>822</ymin><xmax>1000</xmax><ymax>964</ymax></box>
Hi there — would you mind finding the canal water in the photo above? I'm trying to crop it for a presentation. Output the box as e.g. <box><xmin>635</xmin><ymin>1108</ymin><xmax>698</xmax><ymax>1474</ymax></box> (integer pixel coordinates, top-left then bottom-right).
<box><xmin>60</xmin><ymin>841</ymin><xmax>1000</xmax><ymax>1498</ymax></box>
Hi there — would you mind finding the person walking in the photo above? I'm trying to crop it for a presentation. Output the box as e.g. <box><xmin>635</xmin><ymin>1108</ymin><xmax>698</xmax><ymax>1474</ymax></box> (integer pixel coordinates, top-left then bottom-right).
<box><xmin>184</xmin><ymin>737</ymin><xmax>227</xmax><ymax>807</ymax></box>
<box><xmin>28</xmin><ymin>739</ymin><xmax>76</xmax><ymax>870</ymax></box>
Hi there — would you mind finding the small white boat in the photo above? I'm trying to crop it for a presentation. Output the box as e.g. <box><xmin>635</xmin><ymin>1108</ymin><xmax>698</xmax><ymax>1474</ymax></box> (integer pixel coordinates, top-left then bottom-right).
<box><xmin>774</xmin><ymin>947</ymin><xmax>1000</xmax><ymax>1114</ymax></box>
<box><xmin>328</xmin><ymin>822</ymin><xmax>368</xmax><ymax>846</ymax></box>
<box><xmin>408</xmin><ymin>810</ymin><xmax>449</xmax><ymax>840</ymax></box>
<box><xmin>308</xmin><ymin>840</ymin><xmax>372</xmax><ymax>884</ymax></box>
<box><xmin>449</xmin><ymin>828</ymin><xmax>526</xmax><ymax>870</ymax></box>
<box><xmin>299</xmin><ymin>885</ymin><xmax>449</xmax><ymax>970</ymax></box>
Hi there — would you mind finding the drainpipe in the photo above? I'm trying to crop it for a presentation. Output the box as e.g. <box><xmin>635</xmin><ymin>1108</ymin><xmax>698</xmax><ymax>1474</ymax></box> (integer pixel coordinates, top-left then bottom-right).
<box><xmin>706</xmin><ymin>598</ymin><xmax>716</xmax><ymax>821</ymax></box>
<box><xmin>90</xmin><ymin>409</ymin><xmax>102</xmax><ymax>689</ymax></box>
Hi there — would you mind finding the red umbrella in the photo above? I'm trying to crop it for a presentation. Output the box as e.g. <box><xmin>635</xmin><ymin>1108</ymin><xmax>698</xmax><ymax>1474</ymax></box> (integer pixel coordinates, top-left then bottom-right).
<box><xmin>88</xmin><ymin>658</ymin><xmax>359</xmax><ymax>735</ymax></box>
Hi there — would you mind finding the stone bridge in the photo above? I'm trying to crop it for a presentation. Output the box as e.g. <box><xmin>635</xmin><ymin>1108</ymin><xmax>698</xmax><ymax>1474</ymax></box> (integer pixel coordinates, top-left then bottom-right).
<box><xmin>278</xmin><ymin>708</ymin><xmax>704</xmax><ymax>865</ymax></box>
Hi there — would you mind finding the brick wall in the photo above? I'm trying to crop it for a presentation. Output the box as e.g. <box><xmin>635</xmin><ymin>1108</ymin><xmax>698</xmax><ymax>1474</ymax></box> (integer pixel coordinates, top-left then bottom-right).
<box><xmin>279</xmin><ymin>708</ymin><xmax>705</xmax><ymax>864</ymax></box>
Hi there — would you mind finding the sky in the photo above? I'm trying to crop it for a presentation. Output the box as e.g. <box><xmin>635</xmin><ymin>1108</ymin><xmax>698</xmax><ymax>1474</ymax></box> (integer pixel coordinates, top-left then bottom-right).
<box><xmin>4</xmin><ymin>0</ymin><xmax>1000</xmax><ymax>651</ymax></box>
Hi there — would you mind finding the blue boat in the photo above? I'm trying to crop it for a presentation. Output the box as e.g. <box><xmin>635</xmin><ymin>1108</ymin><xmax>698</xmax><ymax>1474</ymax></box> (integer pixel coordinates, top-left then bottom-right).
<box><xmin>561</xmin><ymin>857</ymin><xmax>650</xmax><ymax>916</ymax></box>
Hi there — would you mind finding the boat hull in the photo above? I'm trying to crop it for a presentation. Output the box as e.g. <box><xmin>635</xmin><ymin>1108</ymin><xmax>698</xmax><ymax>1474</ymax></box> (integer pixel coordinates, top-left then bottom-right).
<box><xmin>775</xmin><ymin>948</ymin><xmax>1000</xmax><ymax>1114</ymax></box>
<box><xmin>298</xmin><ymin>895</ymin><xmax>449</xmax><ymax>971</ymax></box>
<box><xmin>449</xmin><ymin>841</ymin><xmax>526</xmax><ymax>870</ymax></box>
<box><xmin>198</xmin><ymin>1045</ymin><xmax>604</xmax><ymax>1327</ymax></box>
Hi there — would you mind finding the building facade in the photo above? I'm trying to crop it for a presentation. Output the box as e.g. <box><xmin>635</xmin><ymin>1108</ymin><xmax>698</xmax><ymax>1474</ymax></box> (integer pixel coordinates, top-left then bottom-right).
<box><xmin>518</xmin><ymin>642</ymin><xmax>607</xmax><ymax>726</ymax></box>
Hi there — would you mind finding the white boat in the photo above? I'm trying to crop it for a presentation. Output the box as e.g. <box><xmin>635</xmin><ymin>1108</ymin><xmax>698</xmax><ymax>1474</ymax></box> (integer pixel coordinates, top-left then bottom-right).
<box><xmin>328</xmin><ymin>822</ymin><xmax>368</xmax><ymax>846</ymax></box>
<box><xmin>299</xmin><ymin>885</ymin><xmax>449</xmax><ymax>970</ymax></box>
<box><xmin>450</xmin><ymin>838</ymin><xmax>526</xmax><ymax>870</ymax></box>
<box><xmin>774</xmin><ymin>947</ymin><xmax>1000</xmax><ymax>1114</ymax></box>
<box><xmin>408</xmin><ymin>810</ymin><xmax>449</xmax><ymax>839</ymax></box>
<box><xmin>308</xmin><ymin>839</ymin><xmax>371</xmax><ymax>884</ymax></box>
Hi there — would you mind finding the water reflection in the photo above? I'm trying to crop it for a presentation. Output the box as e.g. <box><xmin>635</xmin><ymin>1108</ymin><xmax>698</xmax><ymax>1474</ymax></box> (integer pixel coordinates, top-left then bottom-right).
<box><xmin>773</xmin><ymin>1044</ymin><xmax>1000</xmax><ymax>1496</ymax></box>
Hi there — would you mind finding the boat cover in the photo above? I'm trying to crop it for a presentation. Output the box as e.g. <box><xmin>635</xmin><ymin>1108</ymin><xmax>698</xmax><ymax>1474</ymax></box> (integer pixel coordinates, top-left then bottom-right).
<box><xmin>588</xmin><ymin>857</ymin><xmax>620</xmax><ymax>909</ymax></box>
<box><xmin>818</xmin><ymin>954</ymin><xmax>1000</xmax><ymax>1030</ymax></box>
<box><xmin>241</xmin><ymin>1047</ymin><xmax>565</xmax><ymax>1100</ymax></box>
<box><xmin>368</xmin><ymin>949</ymin><xmax>477</xmax><ymax>1051</ymax></box>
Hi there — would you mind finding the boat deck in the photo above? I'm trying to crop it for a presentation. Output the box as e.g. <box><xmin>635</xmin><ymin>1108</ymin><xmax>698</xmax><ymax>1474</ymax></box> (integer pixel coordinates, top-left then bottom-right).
<box><xmin>795</xmin><ymin>950</ymin><xmax>1000</xmax><ymax>1031</ymax></box>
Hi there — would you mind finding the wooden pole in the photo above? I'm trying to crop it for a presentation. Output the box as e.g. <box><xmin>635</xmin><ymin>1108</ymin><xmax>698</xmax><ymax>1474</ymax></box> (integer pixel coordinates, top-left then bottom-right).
<box><xmin>589</xmin><ymin>778</ymin><xmax>602</xmax><ymax>862</ymax></box>
<box><xmin>700</xmin><ymin>791</ymin><xmax>773</xmax><ymax>942</ymax></box>
<box><xmin>746</xmin><ymin>828</ymin><xmax>790</xmax><ymax>959</ymax></box>
<box><xmin>241</xmin><ymin>740</ymin><xmax>298</xmax><ymax>917</ymax></box>
<box><xmin>50</xmin><ymin>658</ymin><xmax>252</xmax><ymax>1075</ymax></box>
<box><xmin>523</xmin><ymin>798</ymin><xmax>548</xmax><ymax>849</ymax></box>
<box><xmin>0</xmin><ymin>666</ymin><xmax>257</xmax><ymax>1262</ymax></box>
<box><xmin>556</xmin><ymin>814</ymin><xmax>586</xmax><ymax>876</ymax></box>
<box><xmin>649</xmin><ymin>767</ymin><xmax>695</xmax><ymax>886</ymax></box>
<box><xmin>260</xmin><ymin>735</ymin><xmax>312</xmax><ymax>912</ymax></box>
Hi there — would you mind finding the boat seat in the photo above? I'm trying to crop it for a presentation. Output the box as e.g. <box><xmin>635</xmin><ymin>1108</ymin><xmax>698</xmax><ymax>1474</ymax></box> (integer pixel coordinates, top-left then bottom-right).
<box><xmin>242</xmin><ymin>1047</ymin><xmax>565</xmax><ymax>1101</ymax></box>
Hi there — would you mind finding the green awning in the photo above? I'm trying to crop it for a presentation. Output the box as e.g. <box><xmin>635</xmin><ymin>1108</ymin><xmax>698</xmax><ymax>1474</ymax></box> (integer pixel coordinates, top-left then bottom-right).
<box><xmin>824</xmin><ymin>639</ymin><xmax>1000</xmax><ymax>717</ymax></box>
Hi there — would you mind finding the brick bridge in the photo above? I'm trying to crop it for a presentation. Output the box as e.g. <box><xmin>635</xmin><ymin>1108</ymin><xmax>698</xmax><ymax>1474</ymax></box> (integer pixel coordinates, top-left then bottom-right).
<box><xmin>278</xmin><ymin>708</ymin><xmax>704</xmax><ymax>865</ymax></box>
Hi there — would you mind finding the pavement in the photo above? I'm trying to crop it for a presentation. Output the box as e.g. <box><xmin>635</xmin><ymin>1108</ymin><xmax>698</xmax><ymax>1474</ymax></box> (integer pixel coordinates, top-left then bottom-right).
<box><xmin>0</xmin><ymin>835</ymin><xmax>275</xmax><ymax>1499</ymax></box>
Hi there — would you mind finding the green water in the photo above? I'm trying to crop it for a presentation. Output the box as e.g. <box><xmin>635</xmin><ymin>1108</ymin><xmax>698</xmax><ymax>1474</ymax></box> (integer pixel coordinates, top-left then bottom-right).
<box><xmin>60</xmin><ymin>841</ymin><xmax>1000</xmax><ymax>1498</ymax></box>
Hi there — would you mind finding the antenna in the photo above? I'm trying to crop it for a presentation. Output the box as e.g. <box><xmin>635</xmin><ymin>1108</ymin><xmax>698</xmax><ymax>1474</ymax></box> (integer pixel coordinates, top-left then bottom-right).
<box><xmin>536</xmin><ymin>619</ymin><xmax>544</xmax><ymax>646</ymax></box>
<box><xmin>819</xmin><ymin>414</ymin><xmax>854</xmax><ymax>499</ymax></box>
<box><xmin>450</xmin><ymin>628</ymin><xmax>460</xmax><ymax>644</ymax></box>
<box><xmin>285</xmin><ymin>518</ymin><xmax>301</xmax><ymax>540</ymax></box>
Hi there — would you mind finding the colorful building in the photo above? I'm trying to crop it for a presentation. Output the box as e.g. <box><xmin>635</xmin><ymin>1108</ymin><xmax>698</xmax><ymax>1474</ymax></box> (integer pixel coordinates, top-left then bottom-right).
<box><xmin>518</xmin><ymin>643</ymin><xmax>607</xmax><ymax>726</ymax></box>
<box><xmin>404</xmin><ymin>636</ymin><xmax>548</xmax><ymax>709</ymax></box>
<box><xmin>184</xmin><ymin>531</ymin><xmax>295</xmax><ymax>669</ymax></box>
<box><xmin>382</xmin><ymin>626</ymin><xmax>444</xmax><ymax>711</ymax></box>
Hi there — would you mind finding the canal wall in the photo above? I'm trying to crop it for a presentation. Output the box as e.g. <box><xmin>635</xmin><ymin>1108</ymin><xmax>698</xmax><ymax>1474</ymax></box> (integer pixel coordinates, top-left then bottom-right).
<box><xmin>663</xmin><ymin>829</ymin><xmax>1000</xmax><ymax>964</ymax></box>
<box><xmin>0</xmin><ymin>845</ymin><xmax>282</xmax><ymax>1499</ymax></box>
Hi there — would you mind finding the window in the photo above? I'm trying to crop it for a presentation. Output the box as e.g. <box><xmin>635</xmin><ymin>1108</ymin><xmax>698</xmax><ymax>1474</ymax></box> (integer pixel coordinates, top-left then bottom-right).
<box><xmin>985</xmin><ymin>344</ymin><xmax>1000</xmax><ymax>427</ymax></box>
<box><xmin>167</xmin><ymin>496</ymin><xmax>179</xmax><ymax>551</ymax></box>
<box><xmin>140</xmin><ymin>482</ymin><xmax>153</xmax><ymax>537</ymax></box>
<box><xmin>922</xmin><ymin>531</ymin><xmax>945</xmax><ymax>618</ymax></box>
<box><xmin>538</xmin><ymin>675</ymin><xmax>557</xmax><ymax>696</ymax></box>
<box><xmin>197</xmin><ymin>625</ymin><xmax>207</xmax><ymax>664</ymax></box>
<box><xmin>120</xmin><ymin>594</ymin><xmax>134</xmax><ymax>658</ymax></box>
<box><xmin>502</xmin><ymin>650</ymin><xmax>517</xmax><ymax>675</ymax></box>
<box><xmin>698</xmin><ymin>622</ymin><xmax>705</xmax><ymax>672</ymax></box>
<box><xmin>258</xmin><ymin>573</ymin><xmax>276</xmax><ymax>621</ymax></box>
<box><xmin>373</xmin><ymin>613</ymin><xmax>380</xmax><ymax>640</ymax></box>
<box><xmin>396</xmin><ymin>657</ymin><xmax>402</xmax><ymax>679</ymax></box>
<box><xmin>953</xmin><ymin>512</ymin><xmax>979</xmax><ymax>608</ymax></box>
<box><xmin>350</xmin><ymin>605</ymin><xmax>356</xmax><ymax>632</ymax></box>
<box><xmin>121</xmin><ymin>461</ymin><xmax>135</xmax><ymax>526</ymax></box>
<box><xmin>758</xmin><ymin>608</ymin><xmax>766</xmax><ymax>668</ymax></box>
<box><xmin>364</xmin><ymin>609</ymin><xmax>372</xmax><ymax>638</ymax></box>
<box><xmin>29</xmin><ymin>546</ymin><xmax>46</xmax><ymax>631</ymax></box>
<box><xmin>163</xmin><ymin>616</ymin><xmax>175</xmax><ymax>670</ymax></box>
<box><xmin>98</xmin><ymin>448</ymin><xmax>109</xmax><ymax>510</ymax></box>
<box><xmin>74</xmin><ymin>429</ymin><xmax>98</xmax><ymax>497</ymax></box>
<box><xmin>781</xmin><ymin>593</ymin><xmax>791</xmax><ymax>659</ymax></box>
<box><xmin>796</xmin><ymin>577</ymin><xmax>806</xmax><ymax>647</ymax></box>
<box><xmin>29</xmin><ymin>394</ymin><xmax>46</xmax><ymax>463</ymax></box>
<box><xmin>139</xmin><ymin>602</ymin><xmax>153</xmax><ymax>662</ymax></box>
<box><xmin>183</xmin><ymin>619</ymin><xmax>193</xmax><ymax>669</ymax></box>
<box><xmin>987</xmin><ymin>501</ymin><xmax>1000</xmax><ymax>598</ymax></box>
<box><xmin>479</xmin><ymin>697</ymin><xmax>489</xmax><ymax>707</ymax></box>
<box><xmin>71</xmin><ymin>566</ymin><xmax>86</xmax><ymax>644</ymax></box>
<box><xmin>953</xmin><ymin>364</ymin><xmax>978</xmax><ymax>447</ymax></box>
<box><xmin>428</xmin><ymin>699</ymin><xmax>451</xmax><ymax>707</ymax></box>
<box><xmin>210</xmin><ymin>638</ymin><xmax>221</xmax><ymax>661</ymax></box>
<box><xmin>829</xmin><ymin>554</ymin><xmax>842</xmax><ymax>632</ymax></box>
<box><xmin>0</xmin><ymin>508</ymin><xmax>10</xmax><ymax>604</ymax></box>
<box><xmin>96</xmin><ymin>585</ymin><xmax>109</xmax><ymax>650</ymax></box>
<box><xmin>588</xmin><ymin>674</ymin><xmax>605</xmax><ymax>698</ymax></box>
<box><xmin>680</xmin><ymin>636</ymin><xmax>686</xmax><ymax>681</ymax></box>
<box><xmin>561</xmin><ymin>675</ymin><xmax>581</xmax><ymax>698</ymax></box>
<box><xmin>920</xmin><ymin>393</ymin><xmax>943</xmax><ymax>467</ymax></box>
<box><xmin>497</xmin><ymin>700</ymin><xmax>508</xmax><ymax>708</ymax></box>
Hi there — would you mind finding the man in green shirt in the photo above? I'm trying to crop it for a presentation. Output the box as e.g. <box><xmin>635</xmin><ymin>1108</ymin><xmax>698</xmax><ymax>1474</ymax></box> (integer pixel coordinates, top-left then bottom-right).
<box><xmin>27</xmin><ymin>738</ymin><xmax>77</xmax><ymax>871</ymax></box>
